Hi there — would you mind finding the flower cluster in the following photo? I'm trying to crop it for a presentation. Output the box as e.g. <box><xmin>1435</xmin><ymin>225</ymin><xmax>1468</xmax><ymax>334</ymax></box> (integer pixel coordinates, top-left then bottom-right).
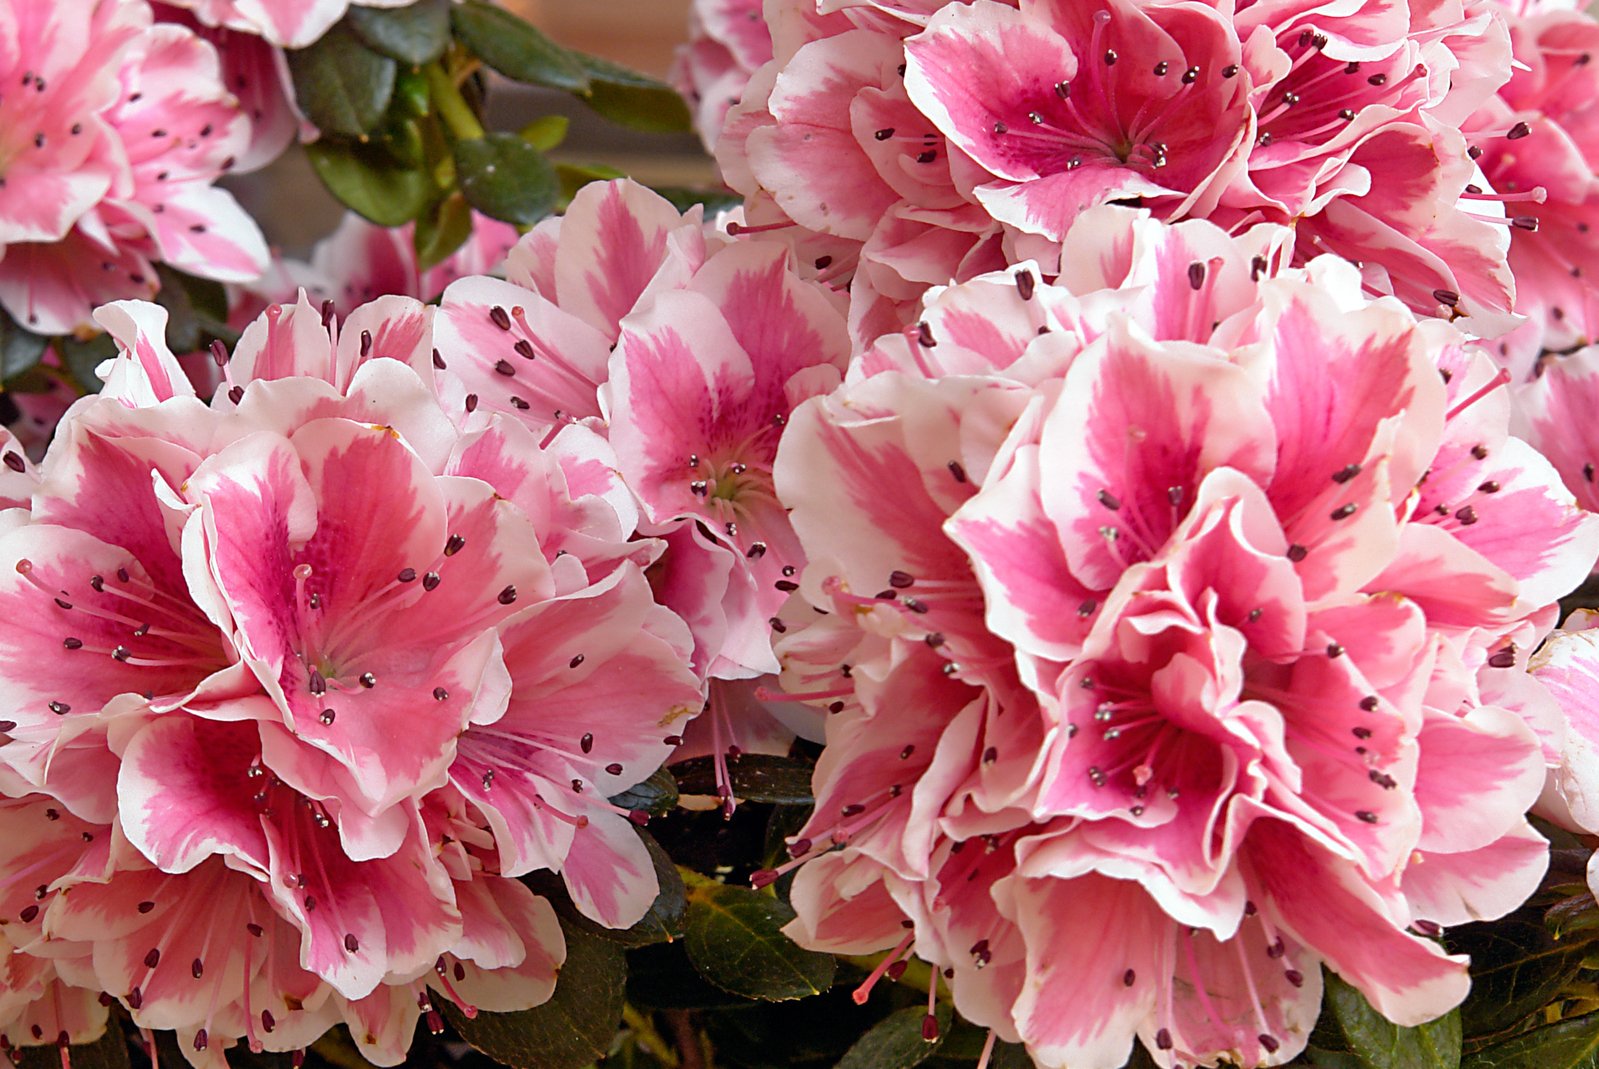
<box><xmin>759</xmin><ymin>205</ymin><xmax>1599</xmax><ymax>1068</ymax></box>
<box><xmin>0</xmin><ymin>0</ymin><xmax>269</xmax><ymax>335</ymax></box>
<box><xmin>0</xmin><ymin>284</ymin><xmax>707</xmax><ymax>1065</ymax></box>
<box><xmin>711</xmin><ymin>0</ymin><xmax>1527</xmax><ymax>342</ymax></box>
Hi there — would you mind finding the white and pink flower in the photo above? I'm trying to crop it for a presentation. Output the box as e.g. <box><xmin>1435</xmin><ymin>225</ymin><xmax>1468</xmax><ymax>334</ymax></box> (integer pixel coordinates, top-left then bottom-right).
<box><xmin>0</xmin><ymin>0</ymin><xmax>269</xmax><ymax>336</ymax></box>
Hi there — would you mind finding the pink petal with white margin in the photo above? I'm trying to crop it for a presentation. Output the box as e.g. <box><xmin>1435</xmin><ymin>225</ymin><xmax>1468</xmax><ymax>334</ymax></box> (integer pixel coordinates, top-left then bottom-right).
<box><xmin>1531</xmin><ymin>619</ymin><xmax>1599</xmax><ymax>832</ymax></box>
<box><xmin>949</xmin><ymin>441</ymin><xmax>1106</xmax><ymax>664</ymax></box>
<box><xmin>225</xmin><ymin>0</ymin><xmax>408</xmax><ymax>49</ymax></box>
<box><xmin>123</xmin><ymin>176</ymin><xmax>268</xmax><ymax>284</ymax></box>
<box><xmin>0</xmin><ymin>227</ymin><xmax>158</xmax><ymax>335</ymax></box>
<box><xmin>551</xmin><ymin>179</ymin><xmax>703</xmax><ymax>341</ymax></box>
<box><xmin>1038</xmin><ymin>325</ymin><xmax>1276</xmax><ymax>591</ymax></box>
<box><xmin>1245</xmin><ymin>819</ymin><xmax>1469</xmax><ymax>1027</ymax></box>
<box><xmin>1405</xmin><ymin>820</ymin><xmax>1549</xmax><ymax>927</ymax></box>
<box><xmin>1411</xmin><ymin>703</ymin><xmax>1545</xmax><ymax>855</ymax></box>
<box><xmin>94</xmin><ymin>300</ymin><xmax>196</xmax><ymax>405</ymax></box>
<box><xmin>444</xmin><ymin>878</ymin><xmax>564</xmax><ymax>1013</ymax></box>
<box><xmin>0</xmin><ymin>427</ymin><xmax>38</xmax><ymax>509</ymax></box>
<box><xmin>227</xmin><ymin>293</ymin><xmax>337</xmax><ymax>386</ymax></box>
<box><xmin>997</xmin><ymin>872</ymin><xmax>1162</xmax><ymax>1069</ymax></box>
<box><xmin>451</xmin><ymin>565</ymin><xmax>699</xmax><ymax>925</ymax></box>
<box><xmin>332</xmin><ymin>295</ymin><xmax>433</xmax><ymax>391</ymax></box>
<box><xmin>434</xmin><ymin>276</ymin><xmax>612</xmax><ymax>431</ymax></box>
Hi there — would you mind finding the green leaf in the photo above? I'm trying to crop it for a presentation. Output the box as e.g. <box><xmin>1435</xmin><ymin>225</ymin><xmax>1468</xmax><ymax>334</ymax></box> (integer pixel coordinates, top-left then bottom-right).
<box><xmin>683</xmin><ymin>880</ymin><xmax>835</xmax><ymax>1001</ymax></box>
<box><xmin>610</xmin><ymin>767</ymin><xmax>679</xmax><ymax>818</ymax></box>
<box><xmin>674</xmin><ymin>754</ymin><xmax>815</xmax><ymax>806</ymax></box>
<box><xmin>68</xmin><ymin>1026</ymin><xmax>132</xmax><ymax>1069</ymax></box>
<box><xmin>0</xmin><ymin>305</ymin><xmax>48</xmax><ymax>382</ymax></box>
<box><xmin>413</xmin><ymin>192</ymin><xmax>473</xmax><ymax>272</ymax></box>
<box><xmin>556</xmin><ymin>161</ymin><xmax>627</xmax><ymax>203</ymax></box>
<box><xmin>835</xmin><ymin>1004</ymin><xmax>952</xmax><ymax>1069</ymax></box>
<box><xmin>445</xmin><ymin>918</ymin><xmax>626</xmax><ymax>1069</ymax></box>
<box><xmin>346</xmin><ymin>0</ymin><xmax>451</xmax><ymax>65</ymax></box>
<box><xmin>572</xmin><ymin>54</ymin><xmax>692</xmax><ymax>133</ymax></box>
<box><xmin>287</xmin><ymin>24</ymin><xmax>397</xmax><ymax>138</ymax></box>
<box><xmin>306</xmin><ymin>138</ymin><xmax>433</xmax><ymax>226</ymax></box>
<box><xmin>1323</xmin><ymin>973</ymin><xmax>1461</xmax><ymax>1069</ymax></box>
<box><xmin>651</xmin><ymin>186</ymin><xmax>743</xmax><ymax>216</ymax></box>
<box><xmin>451</xmin><ymin>1</ymin><xmax>590</xmax><ymax>92</ymax></box>
<box><xmin>153</xmin><ymin>265</ymin><xmax>229</xmax><ymax>354</ymax></box>
<box><xmin>454</xmin><ymin>134</ymin><xmax>558</xmax><ymax>226</ymax></box>
<box><xmin>561</xmin><ymin>829</ymin><xmax>686</xmax><ymax>948</ymax></box>
<box><xmin>1463</xmin><ymin>1012</ymin><xmax>1599</xmax><ymax>1069</ymax></box>
<box><xmin>1452</xmin><ymin>909</ymin><xmax>1597</xmax><ymax>1041</ymax></box>
<box><xmin>626</xmin><ymin>940</ymin><xmax>752</xmax><ymax>1010</ymax></box>
<box><xmin>58</xmin><ymin>332</ymin><xmax>116</xmax><ymax>393</ymax></box>
<box><xmin>521</xmin><ymin>115</ymin><xmax>570</xmax><ymax>152</ymax></box>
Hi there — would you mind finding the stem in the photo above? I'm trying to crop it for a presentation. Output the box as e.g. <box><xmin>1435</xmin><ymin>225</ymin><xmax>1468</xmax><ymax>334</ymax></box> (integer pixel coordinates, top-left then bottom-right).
<box><xmin>425</xmin><ymin>63</ymin><xmax>486</xmax><ymax>141</ymax></box>
<box><xmin>669</xmin><ymin>1011</ymin><xmax>707</xmax><ymax>1069</ymax></box>
<box><xmin>623</xmin><ymin>1005</ymin><xmax>680</xmax><ymax>1068</ymax></box>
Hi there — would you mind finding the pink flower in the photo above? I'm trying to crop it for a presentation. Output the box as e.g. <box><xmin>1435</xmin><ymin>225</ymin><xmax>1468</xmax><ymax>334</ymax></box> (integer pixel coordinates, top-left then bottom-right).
<box><xmin>672</xmin><ymin>0</ymin><xmax>774</xmax><ymax>151</ymax></box>
<box><xmin>770</xmin><ymin>254</ymin><xmax>1598</xmax><ymax>1067</ymax></box>
<box><xmin>0</xmin><ymin>289</ymin><xmax>706</xmax><ymax>1063</ymax></box>
<box><xmin>719</xmin><ymin>0</ymin><xmax>1519</xmax><ymax>336</ymax></box>
<box><xmin>1466</xmin><ymin>4</ymin><xmax>1599</xmax><ymax>370</ymax></box>
<box><xmin>159</xmin><ymin>0</ymin><xmax>410</xmax><ymax>49</ymax></box>
<box><xmin>435</xmin><ymin>179</ymin><xmax>850</xmax><ymax>797</ymax></box>
<box><xmin>0</xmin><ymin>0</ymin><xmax>268</xmax><ymax>335</ymax></box>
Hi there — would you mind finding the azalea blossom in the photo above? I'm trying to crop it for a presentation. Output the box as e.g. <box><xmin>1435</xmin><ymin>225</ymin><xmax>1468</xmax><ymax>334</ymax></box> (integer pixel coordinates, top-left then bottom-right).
<box><xmin>0</xmin><ymin>0</ymin><xmax>269</xmax><ymax>335</ymax></box>
<box><xmin>0</xmin><ymin>289</ymin><xmax>703</xmax><ymax>1064</ymax></box>
<box><xmin>436</xmin><ymin>178</ymin><xmax>850</xmax><ymax>804</ymax></box>
<box><xmin>717</xmin><ymin>0</ymin><xmax>1518</xmax><ymax>339</ymax></box>
<box><xmin>768</xmin><ymin>230</ymin><xmax>1598</xmax><ymax>1067</ymax></box>
<box><xmin>672</xmin><ymin>0</ymin><xmax>773</xmax><ymax>151</ymax></box>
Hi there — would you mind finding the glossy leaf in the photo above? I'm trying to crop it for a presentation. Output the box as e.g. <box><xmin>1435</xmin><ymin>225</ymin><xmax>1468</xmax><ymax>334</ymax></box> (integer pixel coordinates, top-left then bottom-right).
<box><xmin>287</xmin><ymin>24</ymin><xmax>397</xmax><ymax>138</ymax></box>
<box><xmin>1452</xmin><ymin>909</ymin><xmax>1597</xmax><ymax>1040</ymax></box>
<box><xmin>445</xmin><ymin>917</ymin><xmax>626</xmax><ymax>1069</ymax></box>
<box><xmin>610</xmin><ymin>767</ymin><xmax>679</xmax><ymax>818</ymax></box>
<box><xmin>1462</xmin><ymin>1012</ymin><xmax>1599</xmax><ymax>1069</ymax></box>
<box><xmin>574</xmin><ymin>54</ymin><xmax>692</xmax><ymax>133</ymax></box>
<box><xmin>683</xmin><ymin>880</ymin><xmax>836</xmax><ymax>1001</ymax></box>
<box><xmin>68</xmin><ymin>1026</ymin><xmax>132</xmax><ymax>1069</ymax></box>
<box><xmin>0</xmin><ymin>305</ymin><xmax>48</xmax><ymax>382</ymax></box>
<box><xmin>346</xmin><ymin>0</ymin><xmax>451</xmax><ymax>65</ymax></box>
<box><xmin>451</xmin><ymin>2</ymin><xmax>590</xmax><ymax>92</ymax></box>
<box><xmin>835</xmin><ymin>1004</ymin><xmax>952</xmax><ymax>1069</ymax></box>
<box><xmin>306</xmin><ymin>138</ymin><xmax>433</xmax><ymax>227</ymax></box>
<box><xmin>413</xmin><ymin>193</ymin><xmax>473</xmax><ymax>272</ymax></box>
<box><xmin>153</xmin><ymin>264</ymin><xmax>229</xmax><ymax>354</ymax></box>
<box><xmin>674</xmin><ymin>754</ymin><xmax>815</xmax><ymax>806</ymax></box>
<box><xmin>454</xmin><ymin>134</ymin><xmax>559</xmax><ymax>226</ymax></box>
<box><xmin>1323</xmin><ymin>973</ymin><xmax>1461</xmax><ymax>1069</ymax></box>
<box><xmin>58</xmin><ymin>332</ymin><xmax>116</xmax><ymax>393</ymax></box>
<box><xmin>521</xmin><ymin>115</ymin><xmax>570</xmax><ymax>152</ymax></box>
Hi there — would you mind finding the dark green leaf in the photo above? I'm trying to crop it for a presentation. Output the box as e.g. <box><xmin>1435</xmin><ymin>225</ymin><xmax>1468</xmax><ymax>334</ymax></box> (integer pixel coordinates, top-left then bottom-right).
<box><xmin>347</xmin><ymin>0</ymin><xmax>450</xmax><ymax>65</ymax></box>
<box><xmin>683</xmin><ymin>880</ymin><xmax>835</xmax><ymax>1000</ymax></box>
<box><xmin>1452</xmin><ymin>909</ymin><xmax>1596</xmax><ymax>1040</ymax></box>
<box><xmin>610</xmin><ymin>767</ymin><xmax>679</xmax><ymax>818</ymax></box>
<box><xmin>835</xmin><ymin>1004</ymin><xmax>951</xmax><ymax>1069</ymax></box>
<box><xmin>521</xmin><ymin>115</ymin><xmax>570</xmax><ymax>152</ymax></box>
<box><xmin>288</xmin><ymin>25</ymin><xmax>397</xmax><ymax>137</ymax></box>
<box><xmin>58</xmin><ymin>332</ymin><xmax>116</xmax><ymax>393</ymax></box>
<box><xmin>451</xmin><ymin>2</ymin><xmax>590</xmax><ymax>92</ymax></box>
<box><xmin>306</xmin><ymin>138</ymin><xmax>433</xmax><ymax>226</ymax></box>
<box><xmin>454</xmin><ymin>134</ymin><xmax>558</xmax><ymax>226</ymax></box>
<box><xmin>556</xmin><ymin>161</ymin><xmax>627</xmax><ymax>203</ymax></box>
<box><xmin>413</xmin><ymin>192</ymin><xmax>473</xmax><ymax>272</ymax></box>
<box><xmin>1324</xmin><ymin>972</ymin><xmax>1461</xmax><ymax>1069</ymax></box>
<box><xmin>68</xmin><ymin>1026</ymin><xmax>132</xmax><ymax>1069</ymax></box>
<box><xmin>573</xmin><ymin>54</ymin><xmax>692</xmax><ymax>133</ymax></box>
<box><xmin>652</xmin><ymin>186</ymin><xmax>743</xmax><ymax>216</ymax></box>
<box><xmin>1463</xmin><ymin>1012</ymin><xmax>1599</xmax><ymax>1069</ymax></box>
<box><xmin>0</xmin><ymin>305</ymin><xmax>47</xmax><ymax>382</ymax></box>
<box><xmin>563</xmin><ymin>829</ymin><xmax>685</xmax><ymax>947</ymax></box>
<box><xmin>674</xmin><ymin>754</ymin><xmax>815</xmax><ymax>806</ymax></box>
<box><xmin>153</xmin><ymin>265</ymin><xmax>228</xmax><ymax>354</ymax></box>
<box><xmin>445</xmin><ymin>918</ymin><xmax>626</xmax><ymax>1069</ymax></box>
<box><xmin>626</xmin><ymin>940</ymin><xmax>751</xmax><ymax>1010</ymax></box>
